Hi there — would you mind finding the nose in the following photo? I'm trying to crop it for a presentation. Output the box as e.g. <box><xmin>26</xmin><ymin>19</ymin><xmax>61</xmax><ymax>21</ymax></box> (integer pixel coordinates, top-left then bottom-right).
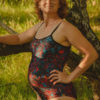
<box><xmin>46</xmin><ymin>0</ymin><xmax>53</xmax><ymax>5</ymax></box>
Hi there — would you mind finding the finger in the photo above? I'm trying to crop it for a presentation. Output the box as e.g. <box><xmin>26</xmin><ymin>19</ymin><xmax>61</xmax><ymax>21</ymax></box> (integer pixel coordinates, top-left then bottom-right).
<box><xmin>50</xmin><ymin>76</ymin><xmax>58</xmax><ymax>82</ymax></box>
<box><xmin>50</xmin><ymin>69</ymin><xmax>59</xmax><ymax>74</ymax></box>
<box><xmin>49</xmin><ymin>73</ymin><xmax>58</xmax><ymax>79</ymax></box>
<box><xmin>53</xmin><ymin>79</ymin><xmax>60</xmax><ymax>85</ymax></box>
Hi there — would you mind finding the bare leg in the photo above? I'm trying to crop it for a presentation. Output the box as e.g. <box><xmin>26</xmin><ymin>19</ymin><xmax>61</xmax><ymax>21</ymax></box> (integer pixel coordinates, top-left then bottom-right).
<box><xmin>49</xmin><ymin>96</ymin><xmax>76</xmax><ymax>100</ymax></box>
<box><xmin>30</xmin><ymin>85</ymin><xmax>42</xmax><ymax>100</ymax></box>
<box><xmin>32</xmin><ymin>89</ymin><xmax>41</xmax><ymax>100</ymax></box>
<box><xmin>36</xmin><ymin>94</ymin><xmax>42</xmax><ymax>100</ymax></box>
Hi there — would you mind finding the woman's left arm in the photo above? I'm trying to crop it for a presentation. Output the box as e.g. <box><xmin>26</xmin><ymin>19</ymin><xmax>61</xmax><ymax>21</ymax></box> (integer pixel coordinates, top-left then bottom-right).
<box><xmin>63</xmin><ymin>21</ymin><xmax>99</xmax><ymax>82</ymax></box>
<box><xmin>48</xmin><ymin>21</ymin><xmax>99</xmax><ymax>85</ymax></box>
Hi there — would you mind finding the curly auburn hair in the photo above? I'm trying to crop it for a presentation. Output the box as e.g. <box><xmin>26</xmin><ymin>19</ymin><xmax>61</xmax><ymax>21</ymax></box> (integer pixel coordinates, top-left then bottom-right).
<box><xmin>34</xmin><ymin>0</ymin><xmax>68</xmax><ymax>20</ymax></box>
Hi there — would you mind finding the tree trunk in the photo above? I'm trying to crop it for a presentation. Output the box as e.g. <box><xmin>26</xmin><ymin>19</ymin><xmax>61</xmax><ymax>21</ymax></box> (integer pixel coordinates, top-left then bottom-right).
<box><xmin>66</xmin><ymin>0</ymin><xmax>100</xmax><ymax>99</ymax></box>
<box><xmin>0</xmin><ymin>0</ymin><xmax>100</xmax><ymax>99</ymax></box>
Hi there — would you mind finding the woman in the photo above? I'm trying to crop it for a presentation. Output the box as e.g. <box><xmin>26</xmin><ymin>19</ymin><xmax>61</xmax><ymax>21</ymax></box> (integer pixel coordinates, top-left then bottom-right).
<box><xmin>0</xmin><ymin>0</ymin><xmax>99</xmax><ymax>100</ymax></box>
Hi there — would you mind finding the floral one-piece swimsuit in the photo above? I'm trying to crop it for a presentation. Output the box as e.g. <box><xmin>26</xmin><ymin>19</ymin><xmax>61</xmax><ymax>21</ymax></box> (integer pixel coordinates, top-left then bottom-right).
<box><xmin>28</xmin><ymin>21</ymin><xmax>77</xmax><ymax>100</ymax></box>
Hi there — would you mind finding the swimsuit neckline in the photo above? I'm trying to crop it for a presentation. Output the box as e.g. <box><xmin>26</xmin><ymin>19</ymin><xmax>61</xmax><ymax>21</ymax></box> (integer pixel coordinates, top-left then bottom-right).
<box><xmin>34</xmin><ymin>34</ymin><xmax>71</xmax><ymax>49</ymax></box>
<box><xmin>33</xmin><ymin>20</ymin><xmax>71</xmax><ymax>49</ymax></box>
<box><xmin>34</xmin><ymin>33</ymin><xmax>52</xmax><ymax>40</ymax></box>
<box><xmin>34</xmin><ymin>20</ymin><xmax>63</xmax><ymax>40</ymax></box>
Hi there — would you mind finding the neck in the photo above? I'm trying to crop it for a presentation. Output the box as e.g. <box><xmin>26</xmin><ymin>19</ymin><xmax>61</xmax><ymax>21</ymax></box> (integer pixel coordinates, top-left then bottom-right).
<box><xmin>43</xmin><ymin>13</ymin><xmax>61</xmax><ymax>27</ymax></box>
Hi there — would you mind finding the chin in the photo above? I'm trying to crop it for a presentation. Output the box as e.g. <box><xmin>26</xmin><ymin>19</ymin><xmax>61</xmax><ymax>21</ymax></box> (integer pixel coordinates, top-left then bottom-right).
<box><xmin>44</xmin><ymin>9</ymin><xmax>56</xmax><ymax>14</ymax></box>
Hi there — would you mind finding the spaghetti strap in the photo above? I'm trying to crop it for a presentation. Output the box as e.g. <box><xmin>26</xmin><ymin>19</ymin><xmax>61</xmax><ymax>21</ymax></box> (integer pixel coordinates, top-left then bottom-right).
<box><xmin>34</xmin><ymin>21</ymin><xmax>44</xmax><ymax>36</ymax></box>
<box><xmin>29</xmin><ymin>18</ymin><xmax>77</xmax><ymax>99</ymax></box>
<box><xmin>50</xmin><ymin>20</ymin><xmax>63</xmax><ymax>36</ymax></box>
<box><xmin>34</xmin><ymin>20</ymin><xmax>63</xmax><ymax>40</ymax></box>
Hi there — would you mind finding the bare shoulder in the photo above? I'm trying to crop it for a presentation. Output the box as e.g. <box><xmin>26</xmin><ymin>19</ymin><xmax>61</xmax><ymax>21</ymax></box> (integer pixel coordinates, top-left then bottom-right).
<box><xmin>17</xmin><ymin>21</ymin><xmax>43</xmax><ymax>44</ymax></box>
<box><xmin>61</xmin><ymin>19</ymin><xmax>99</xmax><ymax>57</ymax></box>
<box><xmin>21</xmin><ymin>22</ymin><xmax>42</xmax><ymax>37</ymax></box>
<box><xmin>61</xmin><ymin>19</ymin><xmax>78</xmax><ymax>35</ymax></box>
<box><xmin>27</xmin><ymin>21</ymin><xmax>43</xmax><ymax>34</ymax></box>
<box><xmin>61</xmin><ymin>19</ymin><xmax>84</xmax><ymax>42</ymax></box>
<box><xmin>60</xmin><ymin>19</ymin><xmax>81</xmax><ymax>43</ymax></box>
<box><xmin>33</xmin><ymin>21</ymin><xmax>43</xmax><ymax>31</ymax></box>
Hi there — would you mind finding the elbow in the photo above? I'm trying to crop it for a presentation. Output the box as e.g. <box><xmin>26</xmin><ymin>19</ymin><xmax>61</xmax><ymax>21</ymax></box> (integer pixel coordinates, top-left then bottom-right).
<box><xmin>13</xmin><ymin>36</ymin><xmax>21</xmax><ymax>45</ymax></box>
<box><xmin>93</xmin><ymin>50</ymin><xmax>99</xmax><ymax>59</ymax></box>
<box><xmin>95</xmin><ymin>52</ymin><xmax>99</xmax><ymax>59</ymax></box>
<box><xmin>16</xmin><ymin>35</ymin><xmax>23</xmax><ymax>45</ymax></box>
<box><xmin>87</xmin><ymin>50</ymin><xmax>99</xmax><ymax>60</ymax></box>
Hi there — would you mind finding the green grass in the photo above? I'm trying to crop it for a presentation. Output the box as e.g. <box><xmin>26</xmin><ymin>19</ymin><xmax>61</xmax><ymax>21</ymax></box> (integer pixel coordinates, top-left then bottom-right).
<box><xmin>0</xmin><ymin>1</ymin><xmax>99</xmax><ymax>100</ymax></box>
<box><xmin>87</xmin><ymin>0</ymin><xmax>100</xmax><ymax>40</ymax></box>
<box><xmin>0</xmin><ymin>3</ymin><xmax>39</xmax><ymax>34</ymax></box>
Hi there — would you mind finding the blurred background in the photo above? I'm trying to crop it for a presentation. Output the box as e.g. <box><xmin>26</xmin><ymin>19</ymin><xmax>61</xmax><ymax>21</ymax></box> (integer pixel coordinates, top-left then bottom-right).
<box><xmin>0</xmin><ymin>0</ymin><xmax>99</xmax><ymax>100</ymax></box>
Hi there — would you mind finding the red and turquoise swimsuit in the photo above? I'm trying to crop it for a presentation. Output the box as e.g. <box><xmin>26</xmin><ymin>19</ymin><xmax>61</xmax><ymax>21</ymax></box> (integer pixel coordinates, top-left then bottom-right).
<box><xmin>28</xmin><ymin>21</ymin><xmax>77</xmax><ymax>100</ymax></box>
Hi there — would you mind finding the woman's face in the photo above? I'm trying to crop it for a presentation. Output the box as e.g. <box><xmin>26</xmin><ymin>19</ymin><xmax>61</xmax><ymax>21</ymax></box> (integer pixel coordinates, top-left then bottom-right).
<box><xmin>39</xmin><ymin>0</ymin><xmax>60</xmax><ymax>14</ymax></box>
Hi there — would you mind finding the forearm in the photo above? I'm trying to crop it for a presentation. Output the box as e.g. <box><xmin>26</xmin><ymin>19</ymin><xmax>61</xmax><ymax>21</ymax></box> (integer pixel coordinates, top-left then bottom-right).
<box><xmin>68</xmin><ymin>54</ymin><xmax>99</xmax><ymax>82</ymax></box>
<box><xmin>0</xmin><ymin>34</ymin><xmax>20</xmax><ymax>45</ymax></box>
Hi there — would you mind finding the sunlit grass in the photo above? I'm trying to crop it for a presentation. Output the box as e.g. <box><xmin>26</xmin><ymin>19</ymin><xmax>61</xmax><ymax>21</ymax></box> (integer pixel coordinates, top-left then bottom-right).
<box><xmin>87</xmin><ymin>0</ymin><xmax>100</xmax><ymax>40</ymax></box>
<box><xmin>0</xmin><ymin>3</ymin><xmax>38</xmax><ymax>35</ymax></box>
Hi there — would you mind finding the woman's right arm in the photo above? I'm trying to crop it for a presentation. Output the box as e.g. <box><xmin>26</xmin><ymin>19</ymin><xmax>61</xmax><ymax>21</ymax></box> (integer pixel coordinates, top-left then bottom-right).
<box><xmin>0</xmin><ymin>22</ymin><xmax>42</xmax><ymax>45</ymax></box>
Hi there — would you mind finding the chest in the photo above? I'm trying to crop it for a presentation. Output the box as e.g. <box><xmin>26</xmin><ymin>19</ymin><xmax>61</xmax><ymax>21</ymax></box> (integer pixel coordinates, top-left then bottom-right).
<box><xmin>35</xmin><ymin>25</ymin><xmax>71</xmax><ymax>47</ymax></box>
<box><xmin>30</xmin><ymin>37</ymin><xmax>70</xmax><ymax>59</ymax></box>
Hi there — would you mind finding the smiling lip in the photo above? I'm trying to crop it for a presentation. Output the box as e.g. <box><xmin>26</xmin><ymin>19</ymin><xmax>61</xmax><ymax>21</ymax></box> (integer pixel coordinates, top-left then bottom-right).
<box><xmin>46</xmin><ymin>6</ymin><xmax>54</xmax><ymax>8</ymax></box>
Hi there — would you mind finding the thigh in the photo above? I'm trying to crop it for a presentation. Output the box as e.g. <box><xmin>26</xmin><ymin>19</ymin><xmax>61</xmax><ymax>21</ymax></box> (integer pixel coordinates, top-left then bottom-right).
<box><xmin>33</xmin><ymin>88</ymin><xmax>42</xmax><ymax>100</ymax></box>
<box><xmin>30</xmin><ymin>85</ymin><xmax>42</xmax><ymax>100</ymax></box>
<box><xmin>49</xmin><ymin>95</ymin><xmax>76</xmax><ymax>100</ymax></box>
<box><xmin>36</xmin><ymin>93</ymin><xmax>42</xmax><ymax>100</ymax></box>
<box><xmin>33</xmin><ymin>89</ymin><xmax>41</xmax><ymax>100</ymax></box>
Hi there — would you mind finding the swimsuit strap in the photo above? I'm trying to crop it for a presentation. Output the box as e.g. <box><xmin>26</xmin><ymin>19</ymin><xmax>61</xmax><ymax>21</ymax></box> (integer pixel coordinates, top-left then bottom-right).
<box><xmin>50</xmin><ymin>20</ymin><xmax>63</xmax><ymax>36</ymax></box>
<box><xmin>35</xmin><ymin>20</ymin><xmax>63</xmax><ymax>38</ymax></box>
<box><xmin>35</xmin><ymin>21</ymin><xmax>44</xmax><ymax>35</ymax></box>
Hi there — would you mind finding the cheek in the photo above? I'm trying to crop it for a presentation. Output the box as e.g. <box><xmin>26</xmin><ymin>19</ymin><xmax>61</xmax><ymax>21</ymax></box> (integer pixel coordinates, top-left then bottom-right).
<box><xmin>39</xmin><ymin>1</ymin><xmax>45</xmax><ymax>10</ymax></box>
<box><xmin>38</xmin><ymin>0</ymin><xmax>43</xmax><ymax>8</ymax></box>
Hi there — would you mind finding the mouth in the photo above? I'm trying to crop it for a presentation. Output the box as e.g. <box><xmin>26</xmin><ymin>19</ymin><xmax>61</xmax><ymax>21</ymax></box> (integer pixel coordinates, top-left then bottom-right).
<box><xmin>46</xmin><ymin>6</ymin><xmax>54</xmax><ymax>8</ymax></box>
<box><xmin>45</xmin><ymin>4</ymin><xmax>54</xmax><ymax>7</ymax></box>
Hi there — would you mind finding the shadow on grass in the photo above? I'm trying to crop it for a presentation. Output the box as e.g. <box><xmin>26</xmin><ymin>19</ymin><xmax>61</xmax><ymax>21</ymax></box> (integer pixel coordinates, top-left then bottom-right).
<box><xmin>0</xmin><ymin>79</ymin><xmax>36</xmax><ymax>100</ymax></box>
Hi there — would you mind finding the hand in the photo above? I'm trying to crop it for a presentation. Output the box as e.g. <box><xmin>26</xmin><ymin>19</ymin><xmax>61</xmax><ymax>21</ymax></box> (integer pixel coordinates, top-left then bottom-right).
<box><xmin>48</xmin><ymin>69</ymin><xmax>71</xmax><ymax>85</ymax></box>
